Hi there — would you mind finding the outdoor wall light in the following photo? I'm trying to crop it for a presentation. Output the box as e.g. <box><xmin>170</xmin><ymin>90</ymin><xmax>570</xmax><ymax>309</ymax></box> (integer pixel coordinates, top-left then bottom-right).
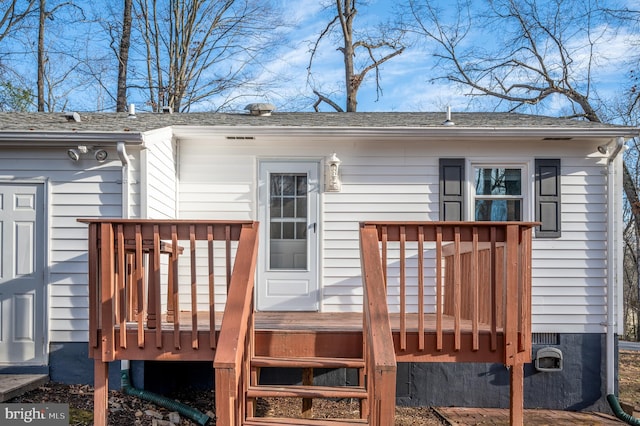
<box><xmin>66</xmin><ymin>145</ymin><xmax>108</xmax><ymax>163</ymax></box>
<box><xmin>326</xmin><ymin>152</ymin><xmax>342</xmax><ymax>192</ymax></box>
<box><xmin>67</xmin><ymin>148</ymin><xmax>80</xmax><ymax>161</ymax></box>
<box><xmin>597</xmin><ymin>144</ymin><xmax>609</xmax><ymax>155</ymax></box>
<box><xmin>94</xmin><ymin>149</ymin><xmax>108</xmax><ymax>162</ymax></box>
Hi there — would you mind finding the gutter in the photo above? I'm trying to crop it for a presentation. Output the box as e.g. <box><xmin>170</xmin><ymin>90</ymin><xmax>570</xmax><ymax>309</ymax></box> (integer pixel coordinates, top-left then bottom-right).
<box><xmin>171</xmin><ymin>125</ymin><xmax>640</xmax><ymax>141</ymax></box>
<box><xmin>0</xmin><ymin>131</ymin><xmax>143</xmax><ymax>146</ymax></box>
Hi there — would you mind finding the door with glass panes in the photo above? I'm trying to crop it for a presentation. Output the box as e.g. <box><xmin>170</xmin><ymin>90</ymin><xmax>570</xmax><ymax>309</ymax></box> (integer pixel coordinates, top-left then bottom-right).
<box><xmin>257</xmin><ymin>161</ymin><xmax>319</xmax><ymax>311</ymax></box>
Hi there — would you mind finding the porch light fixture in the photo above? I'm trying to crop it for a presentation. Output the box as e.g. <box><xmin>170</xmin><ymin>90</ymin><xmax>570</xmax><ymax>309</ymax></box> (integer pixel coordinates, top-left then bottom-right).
<box><xmin>66</xmin><ymin>145</ymin><xmax>108</xmax><ymax>163</ymax></box>
<box><xmin>326</xmin><ymin>152</ymin><xmax>342</xmax><ymax>192</ymax></box>
<box><xmin>67</xmin><ymin>145</ymin><xmax>88</xmax><ymax>161</ymax></box>
<box><xmin>67</xmin><ymin>148</ymin><xmax>80</xmax><ymax>161</ymax></box>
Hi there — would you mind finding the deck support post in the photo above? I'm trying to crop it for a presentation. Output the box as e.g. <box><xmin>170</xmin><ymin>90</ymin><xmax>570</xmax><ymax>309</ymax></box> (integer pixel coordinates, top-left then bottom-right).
<box><xmin>509</xmin><ymin>362</ymin><xmax>524</xmax><ymax>426</ymax></box>
<box><xmin>94</xmin><ymin>359</ymin><xmax>109</xmax><ymax>426</ymax></box>
<box><xmin>302</xmin><ymin>368</ymin><xmax>313</xmax><ymax>418</ymax></box>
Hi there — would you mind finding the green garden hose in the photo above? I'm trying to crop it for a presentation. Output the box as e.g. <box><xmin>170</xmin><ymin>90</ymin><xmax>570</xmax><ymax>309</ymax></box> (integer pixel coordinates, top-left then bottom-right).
<box><xmin>120</xmin><ymin>369</ymin><xmax>210</xmax><ymax>425</ymax></box>
<box><xmin>607</xmin><ymin>394</ymin><xmax>640</xmax><ymax>426</ymax></box>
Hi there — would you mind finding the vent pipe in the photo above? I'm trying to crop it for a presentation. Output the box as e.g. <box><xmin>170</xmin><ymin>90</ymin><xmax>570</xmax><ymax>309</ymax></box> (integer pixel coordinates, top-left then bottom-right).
<box><xmin>442</xmin><ymin>106</ymin><xmax>455</xmax><ymax>126</ymax></box>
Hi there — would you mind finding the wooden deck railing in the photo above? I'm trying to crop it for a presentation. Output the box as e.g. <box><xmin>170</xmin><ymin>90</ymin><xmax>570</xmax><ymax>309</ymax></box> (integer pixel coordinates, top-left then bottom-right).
<box><xmin>213</xmin><ymin>223</ymin><xmax>259</xmax><ymax>426</ymax></box>
<box><xmin>359</xmin><ymin>226</ymin><xmax>398</xmax><ymax>426</ymax></box>
<box><xmin>360</xmin><ymin>221</ymin><xmax>535</xmax><ymax>425</ymax></box>
<box><xmin>359</xmin><ymin>221</ymin><xmax>535</xmax><ymax>365</ymax></box>
<box><xmin>80</xmin><ymin>219</ymin><xmax>259</xmax><ymax>361</ymax></box>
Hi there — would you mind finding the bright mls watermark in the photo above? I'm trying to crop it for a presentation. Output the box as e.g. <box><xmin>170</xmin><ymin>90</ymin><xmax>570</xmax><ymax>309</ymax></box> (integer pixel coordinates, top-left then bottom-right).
<box><xmin>0</xmin><ymin>404</ymin><xmax>68</xmax><ymax>425</ymax></box>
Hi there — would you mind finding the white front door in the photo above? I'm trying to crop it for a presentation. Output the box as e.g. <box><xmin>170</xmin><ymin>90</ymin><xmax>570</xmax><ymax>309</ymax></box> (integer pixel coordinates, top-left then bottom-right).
<box><xmin>0</xmin><ymin>183</ymin><xmax>45</xmax><ymax>365</ymax></box>
<box><xmin>258</xmin><ymin>161</ymin><xmax>319</xmax><ymax>311</ymax></box>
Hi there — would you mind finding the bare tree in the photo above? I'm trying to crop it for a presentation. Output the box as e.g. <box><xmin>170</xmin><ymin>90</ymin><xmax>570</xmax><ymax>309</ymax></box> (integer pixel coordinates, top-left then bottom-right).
<box><xmin>0</xmin><ymin>0</ymin><xmax>37</xmax><ymax>103</ymax></box>
<box><xmin>409</xmin><ymin>0</ymin><xmax>640</xmax><ymax>338</ymax></box>
<box><xmin>116</xmin><ymin>0</ymin><xmax>132</xmax><ymax>112</ymax></box>
<box><xmin>131</xmin><ymin>0</ymin><xmax>283</xmax><ymax>112</ymax></box>
<box><xmin>37</xmin><ymin>0</ymin><xmax>45</xmax><ymax>111</ymax></box>
<box><xmin>0</xmin><ymin>0</ymin><xmax>38</xmax><ymax>44</ymax></box>
<box><xmin>408</xmin><ymin>0</ymin><xmax>612</xmax><ymax>117</ymax></box>
<box><xmin>33</xmin><ymin>1</ymin><xmax>87</xmax><ymax>111</ymax></box>
<box><xmin>308</xmin><ymin>0</ymin><xmax>406</xmax><ymax>112</ymax></box>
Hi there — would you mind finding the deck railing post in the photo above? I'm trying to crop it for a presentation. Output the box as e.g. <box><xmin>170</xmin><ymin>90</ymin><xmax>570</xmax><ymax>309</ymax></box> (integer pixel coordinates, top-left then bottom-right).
<box><xmin>504</xmin><ymin>224</ymin><xmax>519</xmax><ymax>366</ymax></box>
<box><xmin>99</xmin><ymin>223</ymin><xmax>115</xmax><ymax>362</ymax></box>
<box><xmin>88</xmin><ymin>223</ymin><xmax>99</xmax><ymax>350</ymax></box>
<box><xmin>214</xmin><ymin>222</ymin><xmax>259</xmax><ymax>426</ymax></box>
<box><xmin>360</xmin><ymin>224</ymin><xmax>397</xmax><ymax>425</ymax></box>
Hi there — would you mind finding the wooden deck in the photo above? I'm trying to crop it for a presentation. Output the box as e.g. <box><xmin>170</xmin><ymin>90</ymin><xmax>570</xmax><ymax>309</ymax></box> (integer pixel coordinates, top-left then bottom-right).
<box><xmin>82</xmin><ymin>219</ymin><xmax>536</xmax><ymax>425</ymax></box>
<box><xmin>115</xmin><ymin>311</ymin><xmax>497</xmax><ymax>332</ymax></box>
<box><xmin>105</xmin><ymin>311</ymin><xmax>506</xmax><ymax>362</ymax></box>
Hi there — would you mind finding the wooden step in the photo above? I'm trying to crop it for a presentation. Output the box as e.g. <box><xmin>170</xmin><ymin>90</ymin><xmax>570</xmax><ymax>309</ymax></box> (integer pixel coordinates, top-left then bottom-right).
<box><xmin>247</xmin><ymin>384</ymin><xmax>367</xmax><ymax>399</ymax></box>
<box><xmin>244</xmin><ymin>417</ymin><xmax>368</xmax><ymax>425</ymax></box>
<box><xmin>252</xmin><ymin>356</ymin><xmax>365</xmax><ymax>369</ymax></box>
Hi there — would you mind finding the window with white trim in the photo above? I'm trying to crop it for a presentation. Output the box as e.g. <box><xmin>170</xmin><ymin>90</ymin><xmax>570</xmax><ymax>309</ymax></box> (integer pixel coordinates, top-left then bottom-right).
<box><xmin>473</xmin><ymin>166</ymin><xmax>524</xmax><ymax>221</ymax></box>
<box><xmin>439</xmin><ymin>158</ymin><xmax>560</xmax><ymax>236</ymax></box>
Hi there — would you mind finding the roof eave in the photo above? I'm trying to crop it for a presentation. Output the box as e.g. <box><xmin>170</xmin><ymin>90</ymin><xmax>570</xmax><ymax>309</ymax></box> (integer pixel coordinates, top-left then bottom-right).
<box><xmin>171</xmin><ymin>125</ymin><xmax>640</xmax><ymax>140</ymax></box>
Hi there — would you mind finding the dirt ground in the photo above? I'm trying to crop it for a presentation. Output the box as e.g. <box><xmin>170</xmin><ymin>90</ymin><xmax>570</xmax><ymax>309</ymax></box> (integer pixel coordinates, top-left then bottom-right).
<box><xmin>8</xmin><ymin>382</ymin><xmax>446</xmax><ymax>425</ymax></box>
<box><xmin>618</xmin><ymin>350</ymin><xmax>640</xmax><ymax>409</ymax></box>
<box><xmin>9</xmin><ymin>351</ymin><xmax>640</xmax><ymax>425</ymax></box>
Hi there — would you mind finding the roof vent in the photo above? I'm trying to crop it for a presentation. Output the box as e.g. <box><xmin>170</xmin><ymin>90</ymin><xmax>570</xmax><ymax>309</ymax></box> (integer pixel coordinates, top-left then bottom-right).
<box><xmin>442</xmin><ymin>106</ymin><xmax>455</xmax><ymax>126</ymax></box>
<box><xmin>65</xmin><ymin>112</ymin><xmax>81</xmax><ymax>123</ymax></box>
<box><xmin>128</xmin><ymin>103</ymin><xmax>136</xmax><ymax>119</ymax></box>
<box><xmin>245</xmin><ymin>103</ymin><xmax>275</xmax><ymax>116</ymax></box>
<box><xmin>162</xmin><ymin>106</ymin><xmax>173</xmax><ymax>114</ymax></box>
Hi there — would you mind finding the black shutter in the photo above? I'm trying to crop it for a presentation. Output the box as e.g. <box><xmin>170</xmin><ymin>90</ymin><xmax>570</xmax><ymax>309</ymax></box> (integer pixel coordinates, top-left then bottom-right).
<box><xmin>439</xmin><ymin>158</ymin><xmax>465</xmax><ymax>221</ymax></box>
<box><xmin>535</xmin><ymin>159</ymin><xmax>561</xmax><ymax>238</ymax></box>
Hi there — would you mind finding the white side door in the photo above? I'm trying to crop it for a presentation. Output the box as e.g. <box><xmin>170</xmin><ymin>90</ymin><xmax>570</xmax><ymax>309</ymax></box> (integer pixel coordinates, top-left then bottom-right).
<box><xmin>258</xmin><ymin>161</ymin><xmax>319</xmax><ymax>311</ymax></box>
<box><xmin>0</xmin><ymin>183</ymin><xmax>45</xmax><ymax>365</ymax></box>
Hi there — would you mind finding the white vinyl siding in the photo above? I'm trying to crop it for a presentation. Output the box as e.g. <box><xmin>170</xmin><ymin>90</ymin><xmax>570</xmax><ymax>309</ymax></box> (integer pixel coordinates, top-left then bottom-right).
<box><xmin>0</xmin><ymin>127</ymin><xmax>619</xmax><ymax>345</ymax></box>
<box><xmin>531</xmin><ymin>156</ymin><xmax>608</xmax><ymax>333</ymax></box>
<box><xmin>143</xmin><ymin>129</ymin><xmax>177</xmax><ymax>218</ymax></box>
<box><xmin>0</xmin><ymin>146</ymin><xmax>136</xmax><ymax>342</ymax></box>
<box><xmin>176</xmin><ymin>136</ymin><xmax>611</xmax><ymax>334</ymax></box>
<box><xmin>323</xmin><ymin>152</ymin><xmax>438</xmax><ymax>312</ymax></box>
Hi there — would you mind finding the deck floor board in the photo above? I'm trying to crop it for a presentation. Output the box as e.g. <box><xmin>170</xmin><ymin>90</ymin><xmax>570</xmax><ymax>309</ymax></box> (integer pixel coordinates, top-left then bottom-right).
<box><xmin>120</xmin><ymin>312</ymin><xmax>499</xmax><ymax>333</ymax></box>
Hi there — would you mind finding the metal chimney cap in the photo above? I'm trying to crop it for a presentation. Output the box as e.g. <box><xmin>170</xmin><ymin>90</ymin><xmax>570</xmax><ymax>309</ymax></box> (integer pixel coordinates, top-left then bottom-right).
<box><xmin>245</xmin><ymin>103</ymin><xmax>275</xmax><ymax>116</ymax></box>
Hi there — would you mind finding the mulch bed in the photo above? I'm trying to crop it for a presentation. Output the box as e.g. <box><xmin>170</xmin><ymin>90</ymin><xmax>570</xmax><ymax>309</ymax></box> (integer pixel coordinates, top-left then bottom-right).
<box><xmin>9</xmin><ymin>382</ymin><xmax>446</xmax><ymax>425</ymax></box>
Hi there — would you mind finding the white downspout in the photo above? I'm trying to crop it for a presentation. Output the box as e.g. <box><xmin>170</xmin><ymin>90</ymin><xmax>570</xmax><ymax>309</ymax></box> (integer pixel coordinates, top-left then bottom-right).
<box><xmin>117</xmin><ymin>142</ymin><xmax>130</xmax><ymax>219</ymax></box>
<box><xmin>116</xmin><ymin>141</ymin><xmax>131</xmax><ymax>374</ymax></box>
<box><xmin>606</xmin><ymin>137</ymin><xmax>625</xmax><ymax>395</ymax></box>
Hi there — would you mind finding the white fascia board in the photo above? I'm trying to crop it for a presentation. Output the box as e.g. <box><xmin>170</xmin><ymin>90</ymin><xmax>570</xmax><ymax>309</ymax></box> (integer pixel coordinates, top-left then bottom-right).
<box><xmin>171</xmin><ymin>125</ymin><xmax>640</xmax><ymax>141</ymax></box>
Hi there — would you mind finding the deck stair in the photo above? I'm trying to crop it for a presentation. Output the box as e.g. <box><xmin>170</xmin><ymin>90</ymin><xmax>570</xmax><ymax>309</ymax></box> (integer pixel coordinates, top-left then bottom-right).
<box><xmin>244</xmin><ymin>355</ymin><xmax>369</xmax><ymax>425</ymax></box>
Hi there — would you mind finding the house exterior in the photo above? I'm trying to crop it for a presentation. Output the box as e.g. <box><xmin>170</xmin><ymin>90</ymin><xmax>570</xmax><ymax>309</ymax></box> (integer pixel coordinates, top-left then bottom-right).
<box><xmin>0</xmin><ymin>110</ymin><xmax>636</xmax><ymax>413</ymax></box>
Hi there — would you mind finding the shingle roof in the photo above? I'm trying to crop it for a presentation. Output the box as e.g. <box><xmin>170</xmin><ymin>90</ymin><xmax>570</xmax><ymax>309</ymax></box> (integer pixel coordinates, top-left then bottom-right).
<box><xmin>0</xmin><ymin>111</ymin><xmax>634</xmax><ymax>133</ymax></box>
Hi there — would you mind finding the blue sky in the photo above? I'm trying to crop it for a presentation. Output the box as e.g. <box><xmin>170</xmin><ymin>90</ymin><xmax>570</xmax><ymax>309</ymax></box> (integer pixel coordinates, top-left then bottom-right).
<box><xmin>2</xmin><ymin>0</ymin><xmax>636</xmax><ymax>115</ymax></box>
<box><xmin>252</xmin><ymin>0</ymin><xmax>638</xmax><ymax>116</ymax></box>
<box><xmin>253</xmin><ymin>0</ymin><xmax>444</xmax><ymax>112</ymax></box>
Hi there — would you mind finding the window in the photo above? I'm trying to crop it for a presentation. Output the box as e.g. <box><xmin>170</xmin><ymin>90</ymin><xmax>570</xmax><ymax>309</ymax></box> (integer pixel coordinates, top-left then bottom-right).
<box><xmin>473</xmin><ymin>167</ymin><xmax>523</xmax><ymax>221</ymax></box>
<box><xmin>269</xmin><ymin>173</ymin><xmax>308</xmax><ymax>269</ymax></box>
<box><xmin>439</xmin><ymin>157</ymin><xmax>560</xmax><ymax>237</ymax></box>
